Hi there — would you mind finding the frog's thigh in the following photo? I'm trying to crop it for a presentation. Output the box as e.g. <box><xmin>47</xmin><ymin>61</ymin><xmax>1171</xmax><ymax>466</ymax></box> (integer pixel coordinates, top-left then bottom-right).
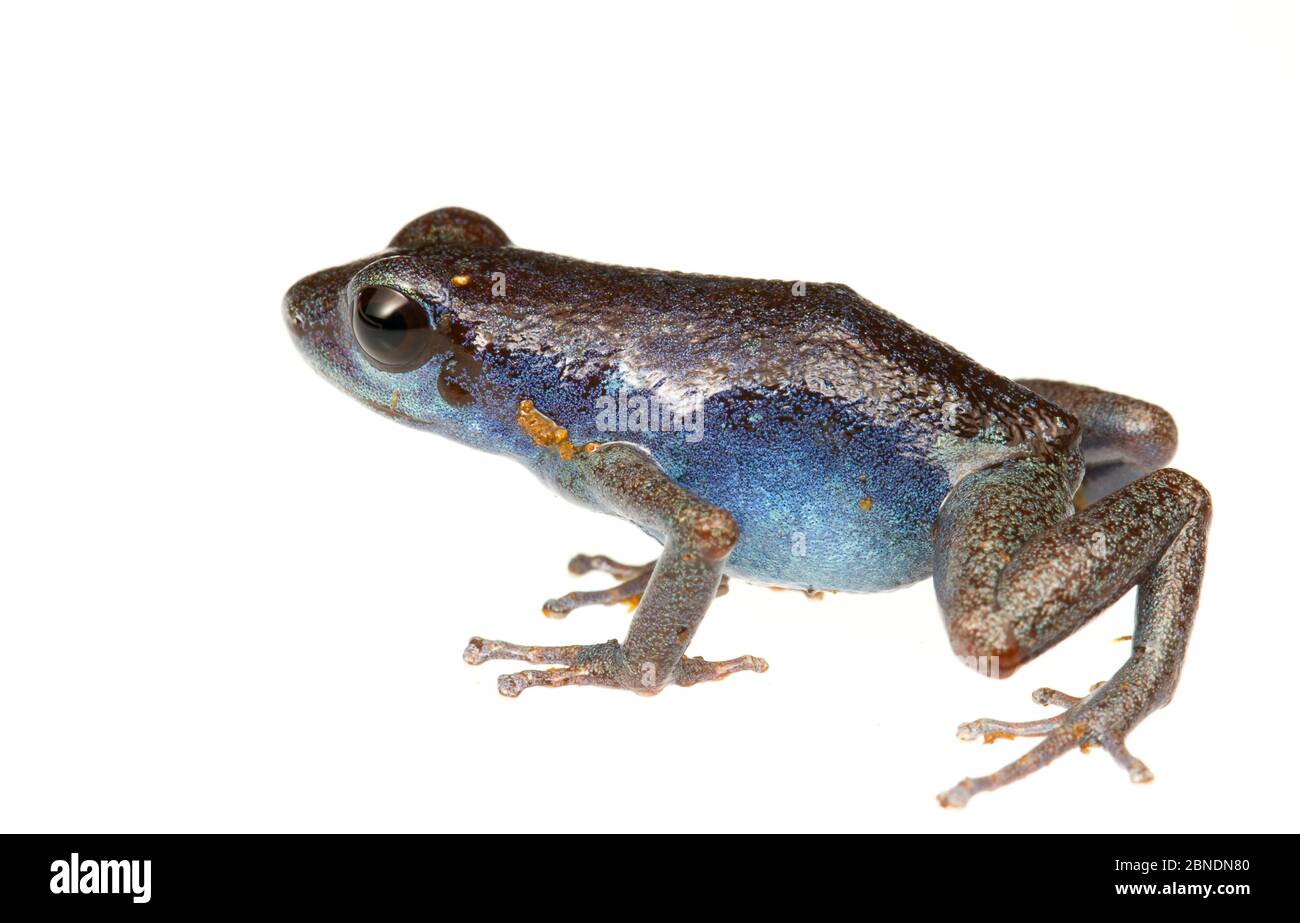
<box><xmin>933</xmin><ymin>458</ymin><xmax>1211</xmax><ymax>806</ymax></box>
<box><xmin>935</xmin><ymin>458</ymin><xmax>1207</xmax><ymax>671</ymax></box>
<box><xmin>1018</xmin><ymin>379</ymin><xmax>1178</xmax><ymax>502</ymax></box>
<box><xmin>464</xmin><ymin>443</ymin><xmax>766</xmax><ymax>695</ymax></box>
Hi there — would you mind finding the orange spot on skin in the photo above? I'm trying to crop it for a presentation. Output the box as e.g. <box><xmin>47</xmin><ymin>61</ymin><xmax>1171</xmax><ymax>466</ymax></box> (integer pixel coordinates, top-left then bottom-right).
<box><xmin>858</xmin><ymin>496</ymin><xmax>874</xmax><ymax>512</ymax></box>
<box><xmin>452</xmin><ymin>274</ymin><xmax>471</xmax><ymax>286</ymax></box>
<box><xmin>1114</xmin><ymin>635</ymin><xmax>1133</xmax><ymax>642</ymax></box>
<box><xmin>983</xmin><ymin>732</ymin><xmax>1015</xmax><ymax>744</ymax></box>
<box><xmin>517</xmin><ymin>399</ymin><xmax>577</xmax><ymax>460</ymax></box>
<box><xmin>389</xmin><ymin>389</ymin><xmax>400</xmax><ymax>410</ymax></box>
<box><xmin>624</xmin><ymin>595</ymin><xmax>641</xmax><ymax>612</ymax></box>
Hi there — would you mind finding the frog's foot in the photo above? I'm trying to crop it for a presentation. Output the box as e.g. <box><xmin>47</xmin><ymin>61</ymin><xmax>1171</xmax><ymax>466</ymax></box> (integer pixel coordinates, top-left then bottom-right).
<box><xmin>937</xmin><ymin>673</ymin><xmax>1155</xmax><ymax>808</ymax></box>
<box><xmin>934</xmin><ymin>463</ymin><xmax>1210</xmax><ymax>808</ymax></box>
<box><xmin>542</xmin><ymin>554</ymin><xmax>728</xmax><ymax>618</ymax></box>
<box><xmin>463</xmin><ymin>637</ymin><xmax>766</xmax><ymax>697</ymax></box>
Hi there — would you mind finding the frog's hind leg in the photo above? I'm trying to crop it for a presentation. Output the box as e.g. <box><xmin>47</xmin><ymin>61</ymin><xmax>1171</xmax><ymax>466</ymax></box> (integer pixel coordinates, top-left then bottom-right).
<box><xmin>1018</xmin><ymin>379</ymin><xmax>1177</xmax><ymax>505</ymax></box>
<box><xmin>932</xmin><ymin>457</ymin><xmax>1210</xmax><ymax>807</ymax></box>
<box><xmin>465</xmin><ymin>442</ymin><xmax>765</xmax><ymax>695</ymax></box>
<box><xmin>542</xmin><ymin>555</ymin><xmax>728</xmax><ymax>618</ymax></box>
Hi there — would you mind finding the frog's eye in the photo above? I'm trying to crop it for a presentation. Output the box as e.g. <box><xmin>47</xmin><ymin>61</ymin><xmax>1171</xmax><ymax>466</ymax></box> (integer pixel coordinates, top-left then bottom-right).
<box><xmin>352</xmin><ymin>286</ymin><xmax>436</xmax><ymax>371</ymax></box>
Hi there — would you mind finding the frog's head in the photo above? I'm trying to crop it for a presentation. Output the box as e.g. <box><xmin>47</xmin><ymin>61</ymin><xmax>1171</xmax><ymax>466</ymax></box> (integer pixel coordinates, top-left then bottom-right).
<box><xmin>283</xmin><ymin>207</ymin><xmax>513</xmax><ymax>449</ymax></box>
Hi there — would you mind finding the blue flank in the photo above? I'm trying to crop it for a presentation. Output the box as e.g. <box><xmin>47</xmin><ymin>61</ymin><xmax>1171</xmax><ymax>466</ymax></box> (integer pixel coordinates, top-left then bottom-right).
<box><xmin>417</xmin><ymin>344</ymin><xmax>951</xmax><ymax>593</ymax></box>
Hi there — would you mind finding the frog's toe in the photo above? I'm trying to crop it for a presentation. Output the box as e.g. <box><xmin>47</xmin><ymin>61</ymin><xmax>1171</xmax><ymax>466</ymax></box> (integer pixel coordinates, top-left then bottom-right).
<box><xmin>675</xmin><ymin>653</ymin><xmax>768</xmax><ymax>686</ymax></box>
<box><xmin>953</xmin><ymin>683</ymin><xmax>1106</xmax><ymax>743</ymax></box>
<box><xmin>1030</xmin><ymin>686</ymin><xmax>1084</xmax><ymax>708</ymax></box>
<box><xmin>1103</xmin><ymin>739</ymin><xmax>1155</xmax><ymax>784</ymax></box>
<box><xmin>955</xmin><ymin>715</ymin><xmax>1064</xmax><ymax>743</ymax></box>
<box><xmin>939</xmin><ymin>675</ymin><xmax>1155</xmax><ymax>807</ymax></box>
<box><xmin>954</xmin><ymin>682</ymin><xmax>1118</xmax><ymax>743</ymax></box>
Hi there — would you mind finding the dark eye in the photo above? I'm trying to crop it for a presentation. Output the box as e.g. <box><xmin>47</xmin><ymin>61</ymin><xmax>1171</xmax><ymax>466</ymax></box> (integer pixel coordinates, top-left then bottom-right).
<box><xmin>352</xmin><ymin>286</ymin><xmax>435</xmax><ymax>371</ymax></box>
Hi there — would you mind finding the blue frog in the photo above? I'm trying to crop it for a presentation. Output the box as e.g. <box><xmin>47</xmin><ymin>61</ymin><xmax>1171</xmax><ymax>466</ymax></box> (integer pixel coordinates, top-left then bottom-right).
<box><xmin>285</xmin><ymin>208</ymin><xmax>1210</xmax><ymax>806</ymax></box>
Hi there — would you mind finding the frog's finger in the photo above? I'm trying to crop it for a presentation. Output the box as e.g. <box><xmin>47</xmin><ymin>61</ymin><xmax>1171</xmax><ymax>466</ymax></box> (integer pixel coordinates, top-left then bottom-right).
<box><xmin>496</xmin><ymin>668</ymin><xmax>591</xmax><ymax>697</ymax></box>
<box><xmin>463</xmin><ymin>637</ymin><xmax>618</xmax><ymax>666</ymax></box>
<box><xmin>542</xmin><ymin>571</ymin><xmax>728</xmax><ymax>618</ymax></box>
<box><xmin>542</xmin><ymin>570</ymin><xmax>652</xmax><ymax>618</ymax></box>
<box><xmin>566</xmin><ymin>554</ymin><xmax>654</xmax><ymax>579</ymax></box>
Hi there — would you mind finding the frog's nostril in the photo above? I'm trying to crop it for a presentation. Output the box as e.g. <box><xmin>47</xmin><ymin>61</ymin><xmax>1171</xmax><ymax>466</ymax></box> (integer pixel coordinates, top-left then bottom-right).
<box><xmin>283</xmin><ymin>292</ymin><xmax>316</xmax><ymax>340</ymax></box>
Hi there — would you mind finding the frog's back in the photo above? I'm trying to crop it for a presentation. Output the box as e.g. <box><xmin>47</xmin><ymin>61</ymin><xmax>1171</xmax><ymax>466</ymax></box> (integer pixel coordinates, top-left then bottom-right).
<box><xmin>438</xmin><ymin>245</ymin><xmax>1079</xmax><ymax>592</ymax></box>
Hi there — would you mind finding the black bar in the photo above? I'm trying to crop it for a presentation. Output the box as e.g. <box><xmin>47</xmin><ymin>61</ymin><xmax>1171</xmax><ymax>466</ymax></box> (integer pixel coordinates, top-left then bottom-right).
<box><xmin>0</xmin><ymin>834</ymin><xmax>1279</xmax><ymax>910</ymax></box>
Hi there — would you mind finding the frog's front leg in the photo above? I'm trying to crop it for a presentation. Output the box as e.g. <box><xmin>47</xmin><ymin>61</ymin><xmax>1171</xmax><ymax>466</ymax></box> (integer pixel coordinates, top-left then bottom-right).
<box><xmin>464</xmin><ymin>442</ymin><xmax>766</xmax><ymax>696</ymax></box>
<box><xmin>932</xmin><ymin>457</ymin><xmax>1211</xmax><ymax>807</ymax></box>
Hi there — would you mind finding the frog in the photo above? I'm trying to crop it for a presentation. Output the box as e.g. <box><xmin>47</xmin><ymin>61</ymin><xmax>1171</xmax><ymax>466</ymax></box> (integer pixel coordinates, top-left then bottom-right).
<box><xmin>284</xmin><ymin>207</ymin><xmax>1211</xmax><ymax>807</ymax></box>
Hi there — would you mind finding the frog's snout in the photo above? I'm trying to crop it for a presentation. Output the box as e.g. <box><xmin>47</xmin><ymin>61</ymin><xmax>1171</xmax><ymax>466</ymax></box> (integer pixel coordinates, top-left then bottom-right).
<box><xmin>283</xmin><ymin>265</ymin><xmax>343</xmax><ymax>344</ymax></box>
<box><xmin>282</xmin><ymin>262</ymin><xmax>366</xmax><ymax>396</ymax></box>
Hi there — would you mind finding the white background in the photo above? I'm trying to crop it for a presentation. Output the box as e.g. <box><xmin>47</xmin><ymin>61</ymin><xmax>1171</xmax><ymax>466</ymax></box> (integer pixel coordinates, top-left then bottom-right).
<box><xmin>3</xmin><ymin>2</ymin><xmax>1297</xmax><ymax>833</ymax></box>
